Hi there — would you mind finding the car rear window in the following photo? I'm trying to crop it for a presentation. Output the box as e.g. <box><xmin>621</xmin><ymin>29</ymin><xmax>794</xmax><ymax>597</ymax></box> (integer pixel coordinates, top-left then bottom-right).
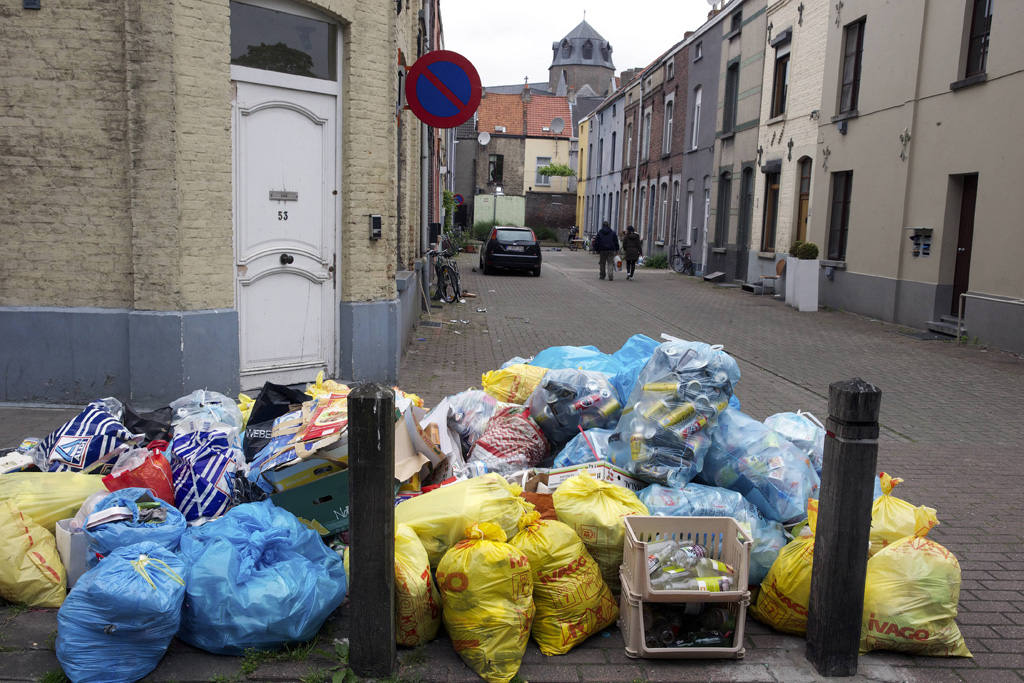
<box><xmin>496</xmin><ymin>229</ymin><xmax>533</xmax><ymax>242</ymax></box>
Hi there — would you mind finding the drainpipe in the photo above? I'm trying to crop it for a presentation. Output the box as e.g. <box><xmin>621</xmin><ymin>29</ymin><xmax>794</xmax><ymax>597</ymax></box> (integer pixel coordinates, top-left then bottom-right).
<box><xmin>632</xmin><ymin>78</ymin><xmax>644</xmax><ymax>233</ymax></box>
<box><xmin>420</xmin><ymin>2</ymin><xmax>431</xmax><ymax>256</ymax></box>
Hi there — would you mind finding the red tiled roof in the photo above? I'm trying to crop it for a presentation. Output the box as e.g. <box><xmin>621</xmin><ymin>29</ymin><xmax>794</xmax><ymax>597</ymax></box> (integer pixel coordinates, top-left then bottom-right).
<box><xmin>526</xmin><ymin>96</ymin><xmax>572</xmax><ymax>138</ymax></box>
<box><xmin>476</xmin><ymin>93</ymin><xmax>524</xmax><ymax>136</ymax></box>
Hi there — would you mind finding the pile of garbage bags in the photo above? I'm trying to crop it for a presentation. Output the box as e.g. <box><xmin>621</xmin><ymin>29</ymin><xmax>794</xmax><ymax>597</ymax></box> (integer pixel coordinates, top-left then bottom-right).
<box><xmin>0</xmin><ymin>333</ymin><xmax>971</xmax><ymax>683</ymax></box>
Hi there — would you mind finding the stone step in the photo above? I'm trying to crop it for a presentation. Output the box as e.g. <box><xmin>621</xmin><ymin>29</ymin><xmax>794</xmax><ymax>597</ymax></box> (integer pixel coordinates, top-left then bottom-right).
<box><xmin>940</xmin><ymin>314</ymin><xmax>960</xmax><ymax>325</ymax></box>
<box><xmin>925</xmin><ymin>320</ymin><xmax>963</xmax><ymax>338</ymax></box>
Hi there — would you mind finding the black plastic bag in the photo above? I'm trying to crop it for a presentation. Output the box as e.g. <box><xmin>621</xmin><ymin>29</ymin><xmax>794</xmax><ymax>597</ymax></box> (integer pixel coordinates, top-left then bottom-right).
<box><xmin>243</xmin><ymin>382</ymin><xmax>307</xmax><ymax>461</ymax></box>
<box><xmin>123</xmin><ymin>405</ymin><xmax>173</xmax><ymax>445</ymax></box>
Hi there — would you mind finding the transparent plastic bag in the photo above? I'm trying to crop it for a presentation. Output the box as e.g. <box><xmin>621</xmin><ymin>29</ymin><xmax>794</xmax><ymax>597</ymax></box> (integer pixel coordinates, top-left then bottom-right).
<box><xmin>609</xmin><ymin>340</ymin><xmax>738</xmax><ymax>487</ymax></box>
<box><xmin>552</xmin><ymin>428</ymin><xmax>614</xmax><ymax>468</ymax></box>
<box><xmin>446</xmin><ymin>390</ymin><xmax>509</xmax><ymax>452</ymax></box>
<box><xmin>639</xmin><ymin>482</ymin><xmax>788</xmax><ymax>584</ymax></box>
<box><xmin>700</xmin><ymin>410</ymin><xmax>820</xmax><ymax>525</ymax></box>
<box><xmin>525</xmin><ymin>369</ymin><xmax>622</xmax><ymax>447</ymax></box>
<box><xmin>170</xmin><ymin>390</ymin><xmax>244</xmax><ymax>450</ymax></box>
<box><xmin>763</xmin><ymin>411</ymin><xmax>825</xmax><ymax>475</ymax></box>
<box><xmin>468</xmin><ymin>407</ymin><xmax>549</xmax><ymax>476</ymax></box>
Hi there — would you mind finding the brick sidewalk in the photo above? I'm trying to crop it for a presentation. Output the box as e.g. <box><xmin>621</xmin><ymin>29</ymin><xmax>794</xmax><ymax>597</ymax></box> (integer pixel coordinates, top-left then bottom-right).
<box><xmin>2</xmin><ymin>248</ymin><xmax>1021</xmax><ymax>682</ymax></box>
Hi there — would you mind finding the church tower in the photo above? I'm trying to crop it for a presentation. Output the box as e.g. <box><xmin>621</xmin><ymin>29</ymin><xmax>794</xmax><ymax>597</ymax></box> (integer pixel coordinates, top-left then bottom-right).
<box><xmin>548</xmin><ymin>20</ymin><xmax>616</xmax><ymax>98</ymax></box>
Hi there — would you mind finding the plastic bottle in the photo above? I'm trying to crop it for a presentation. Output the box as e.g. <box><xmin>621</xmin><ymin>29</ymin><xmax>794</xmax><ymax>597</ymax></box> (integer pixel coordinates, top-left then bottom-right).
<box><xmin>459</xmin><ymin>461</ymin><xmax>490</xmax><ymax>478</ymax></box>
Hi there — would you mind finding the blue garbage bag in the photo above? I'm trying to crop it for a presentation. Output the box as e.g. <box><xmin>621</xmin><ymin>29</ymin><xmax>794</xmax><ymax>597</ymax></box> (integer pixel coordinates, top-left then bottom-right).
<box><xmin>525</xmin><ymin>369</ymin><xmax>622</xmax><ymax>447</ymax></box>
<box><xmin>529</xmin><ymin>334</ymin><xmax>659</xmax><ymax>402</ymax></box>
<box><xmin>84</xmin><ymin>487</ymin><xmax>187</xmax><ymax>568</ymax></box>
<box><xmin>553</xmin><ymin>428</ymin><xmax>615</xmax><ymax>467</ymax></box>
<box><xmin>763</xmin><ymin>411</ymin><xmax>825</xmax><ymax>475</ymax></box>
<box><xmin>57</xmin><ymin>541</ymin><xmax>186</xmax><ymax>683</ymax></box>
<box><xmin>639</xmin><ymin>482</ymin><xmax>789</xmax><ymax>584</ymax></box>
<box><xmin>698</xmin><ymin>410</ymin><xmax>820</xmax><ymax>525</ymax></box>
<box><xmin>177</xmin><ymin>500</ymin><xmax>347</xmax><ymax>654</ymax></box>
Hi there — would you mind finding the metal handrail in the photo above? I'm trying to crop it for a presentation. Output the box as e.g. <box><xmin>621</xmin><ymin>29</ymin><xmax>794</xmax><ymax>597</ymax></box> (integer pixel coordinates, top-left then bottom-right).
<box><xmin>957</xmin><ymin>292</ymin><xmax>1024</xmax><ymax>345</ymax></box>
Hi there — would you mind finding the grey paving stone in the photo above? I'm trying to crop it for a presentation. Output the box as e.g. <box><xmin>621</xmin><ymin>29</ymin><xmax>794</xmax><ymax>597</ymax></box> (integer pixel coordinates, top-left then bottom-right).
<box><xmin>0</xmin><ymin>650</ymin><xmax>61</xmax><ymax>682</ymax></box>
<box><xmin>0</xmin><ymin>608</ymin><xmax>59</xmax><ymax>649</ymax></box>
<box><xmin>515</xmin><ymin>663</ymin><xmax>582</xmax><ymax>682</ymax></box>
<box><xmin>575</xmin><ymin>662</ymin><xmax>645</xmax><ymax>682</ymax></box>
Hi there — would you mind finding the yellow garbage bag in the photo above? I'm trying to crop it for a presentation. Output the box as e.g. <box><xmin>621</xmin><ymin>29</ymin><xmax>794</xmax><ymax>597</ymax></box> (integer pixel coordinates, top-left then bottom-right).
<box><xmin>861</xmin><ymin>508</ymin><xmax>971</xmax><ymax>657</ymax></box>
<box><xmin>437</xmin><ymin>523</ymin><xmax>534</xmax><ymax>683</ymax></box>
<box><xmin>750</xmin><ymin>498</ymin><xmax>818</xmax><ymax>635</ymax></box>
<box><xmin>304</xmin><ymin>370</ymin><xmax>351</xmax><ymax>400</ymax></box>
<box><xmin>0</xmin><ymin>500</ymin><xmax>66</xmax><ymax>608</ymax></box>
<box><xmin>511</xmin><ymin>511</ymin><xmax>617</xmax><ymax>655</ymax></box>
<box><xmin>870</xmin><ymin>472</ymin><xmax>936</xmax><ymax>557</ymax></box>
<box><xmin>551</xmin><ymin>470</ymin><xmax>648</xmax><ymax>594</ymax></box>
<box><xmin>237</xmin><ymin>393</ymin><xmax>255</xmax><ymax>430</ymax></box>
<box><xmin>395</xmin><ymin>523</ymin><xmax>441</xmax><ymax>646</ymax></box>
<box><xmin>481</xmin><ymin>364</ymin><xmax>549</xmax><ymax>404</ymax></box>
<box><xmin>396</xmin><ymin>473</ymin><xmax>534</xmax><ymax>568</ymax></box>
<box><xmin>0</xmin><ymin>472</ymin><xmax>107</xmax><ymax>534</ymax></box>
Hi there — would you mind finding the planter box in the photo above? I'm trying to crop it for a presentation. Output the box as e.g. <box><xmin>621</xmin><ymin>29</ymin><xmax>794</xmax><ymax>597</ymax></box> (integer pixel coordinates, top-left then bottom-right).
<box><xmin>785</xmin><ymin>257</ymin><xmax>798</xmax><ymax>307</ymax></box>
<box><xmin>790</xmin><ymin>258</ymin><xmax>820</xmax><ymax>312</ymax></box>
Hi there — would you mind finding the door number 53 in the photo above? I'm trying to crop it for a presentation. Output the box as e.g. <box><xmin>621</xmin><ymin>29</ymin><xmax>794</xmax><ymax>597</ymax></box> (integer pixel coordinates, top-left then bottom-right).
<box><xmin>277</xmin><ymin>211</ymin><xmax>289</xmax><ymax>221</ymax></box>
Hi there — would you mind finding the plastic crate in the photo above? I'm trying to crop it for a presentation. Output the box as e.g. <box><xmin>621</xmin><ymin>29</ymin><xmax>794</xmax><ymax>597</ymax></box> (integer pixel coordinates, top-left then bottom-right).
<box><xmin>619</xmin><ymin>571</ymin><xmax>748</xmax><ymax>659</ymax></box>
<box><xmin>622</xmin><ymin>516</ymin><xmax>752</xmax><ymax>603</ymax></box>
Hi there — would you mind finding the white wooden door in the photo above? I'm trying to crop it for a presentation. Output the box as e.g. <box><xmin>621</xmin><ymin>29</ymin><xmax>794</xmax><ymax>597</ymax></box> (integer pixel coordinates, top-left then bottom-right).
<box><xmin>233</xmin><ymin>81</ymin><xmax>337</xmax><ymax>389</ymax></box>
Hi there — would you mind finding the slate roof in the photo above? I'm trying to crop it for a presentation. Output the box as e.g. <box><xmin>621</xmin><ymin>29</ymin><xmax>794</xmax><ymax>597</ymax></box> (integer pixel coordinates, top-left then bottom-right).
<box><xmin>550</xmin><ymin>19</ymin><xmax>615</xmax><ymax>70</ymax></box>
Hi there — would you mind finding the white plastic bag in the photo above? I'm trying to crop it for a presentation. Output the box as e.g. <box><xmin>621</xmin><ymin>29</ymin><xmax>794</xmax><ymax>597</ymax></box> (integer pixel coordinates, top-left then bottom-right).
<box><xmin>614</xmin><ymin>255</ymin><xmax>623</xmax><ymax>271</ymax></box>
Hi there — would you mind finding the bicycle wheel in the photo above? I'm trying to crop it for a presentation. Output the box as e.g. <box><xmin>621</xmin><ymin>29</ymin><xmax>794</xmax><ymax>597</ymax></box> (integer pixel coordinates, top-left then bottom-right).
<box><xmin>438</xmin><ymin>266</ymin><xmax>459</xmax><ymax>303</ymax></box>
<box><xmin>684</xmin><ymin>261</ymin><xmax>695</xmax><ymax>276</ymax></box>
<box><xmin>671</xmin><ymin>254</ymin><xmax>686</xmax><ymax>273</ymax></box>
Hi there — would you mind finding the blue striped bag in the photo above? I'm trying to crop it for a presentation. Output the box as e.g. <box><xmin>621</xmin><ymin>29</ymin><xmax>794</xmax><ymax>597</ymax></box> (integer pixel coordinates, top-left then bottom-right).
<box><xmin>39</xmin><ymin>399</ymin><xmax>139</xmax><ymax>473</ymax></box>
<box><xmin>170</xmin><ymin>424</ymin><xmax>241</xmax><ymax>522</ymax></box>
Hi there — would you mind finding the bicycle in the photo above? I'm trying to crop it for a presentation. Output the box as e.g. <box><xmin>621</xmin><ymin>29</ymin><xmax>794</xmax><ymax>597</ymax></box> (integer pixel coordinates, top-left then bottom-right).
<box><xmin>429</xmin><ymin>233</ymin><xmax>462</xmax><ymax>303</ymax></box>
<box><xmin>671</xmin><ymin>241</ymin><xmax>695</xmax><ymax>275</ymax></box>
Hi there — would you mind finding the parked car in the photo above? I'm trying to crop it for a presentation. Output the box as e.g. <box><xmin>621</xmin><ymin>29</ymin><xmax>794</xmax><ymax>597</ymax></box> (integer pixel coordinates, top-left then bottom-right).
<box><xmin>479</xmin><ymin>226</ymin><xmax>542</xmax><ymax>276</ymax></box>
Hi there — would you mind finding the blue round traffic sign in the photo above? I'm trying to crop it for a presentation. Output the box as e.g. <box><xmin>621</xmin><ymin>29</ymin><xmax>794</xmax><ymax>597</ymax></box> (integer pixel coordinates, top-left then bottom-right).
<box><xmin>405</xmin><ymin>50</ymin><xmax>481</xmax><ymax>129</ymax></box>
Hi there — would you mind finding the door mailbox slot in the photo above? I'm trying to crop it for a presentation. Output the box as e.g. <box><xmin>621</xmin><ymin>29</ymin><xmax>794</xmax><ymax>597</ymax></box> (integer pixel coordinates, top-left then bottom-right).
<box><xmin>270</xmin><ymin>191</ymin><xmax>298</xmax><ymax>201</ymax></box>
<box><xmin>369</xmin><ymin>215</ymin><xmax>382</xmax><ymax>240</ymax></box>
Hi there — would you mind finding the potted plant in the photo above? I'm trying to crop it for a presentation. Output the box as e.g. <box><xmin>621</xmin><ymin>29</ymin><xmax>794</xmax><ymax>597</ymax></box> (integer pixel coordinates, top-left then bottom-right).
<box><xmin>787</xmin><ymin>241</ymin><xmax>820</xmax><ymax>312</ymax></box>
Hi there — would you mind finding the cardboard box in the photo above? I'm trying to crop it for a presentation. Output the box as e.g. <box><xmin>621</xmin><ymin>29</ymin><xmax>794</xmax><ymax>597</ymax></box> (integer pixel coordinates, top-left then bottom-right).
<box><xmin>55</xmin><ymin>519</ymin><xmax>89</xmax><ymax>589</ymax></box>
<box><xmin>527</xmin><ymin>461</ymin><xmax>645</xmax><ymax>493</ymax></box>
<box><xmin>270</xmin><ymin>461</ymin><xmax>349</xmax><ymax>536</ymax></box>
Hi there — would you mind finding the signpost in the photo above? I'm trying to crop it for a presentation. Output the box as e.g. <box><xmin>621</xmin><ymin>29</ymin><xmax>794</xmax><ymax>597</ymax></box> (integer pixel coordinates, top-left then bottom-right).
<box><xmin>453</xmin><ymin>193</ymin><xmax>464</xmax><ymax>206</ymax></box>
<box><xmin>405</xmin><ymin>50</ymin><xmax>481</xmax><ymax>129</ymax></box>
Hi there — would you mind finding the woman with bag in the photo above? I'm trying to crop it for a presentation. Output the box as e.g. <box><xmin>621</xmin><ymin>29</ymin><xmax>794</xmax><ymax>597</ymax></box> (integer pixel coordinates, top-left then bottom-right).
<box><xmin>622</xmin><ymin>226</ymin><xmax>643</xmax><ymax>280</ymax></box>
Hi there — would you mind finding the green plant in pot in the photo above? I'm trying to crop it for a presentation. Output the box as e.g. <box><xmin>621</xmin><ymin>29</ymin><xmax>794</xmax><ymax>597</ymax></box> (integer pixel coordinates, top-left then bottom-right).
<box><xmin>792</xmin><ymin>242</ymin><xmax>819</xmax><ymax>260</ymax></box>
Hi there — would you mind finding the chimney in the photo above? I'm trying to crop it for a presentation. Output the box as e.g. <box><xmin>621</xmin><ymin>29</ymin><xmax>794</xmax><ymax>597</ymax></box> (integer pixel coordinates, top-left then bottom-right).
<box><xmin>685</xmin><ymin>31</ymin><xmax>694</xmax><ymax>39</ymax></box>
<box><xmin>522</xmin><ymin>77</ymin><xmax>531</xmax><ymax>103</ymax></box>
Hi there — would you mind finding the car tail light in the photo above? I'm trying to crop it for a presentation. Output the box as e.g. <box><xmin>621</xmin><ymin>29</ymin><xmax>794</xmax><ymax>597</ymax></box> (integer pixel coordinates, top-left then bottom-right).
<box><xmin>490</xmin><ymin>229</ymin><xmax>498</xmax><ymax>241</ymax></box>
<box><xmin>529</xmin><ymin>230</ymin><xmax>536</xmax><ymax>241</ymax></box>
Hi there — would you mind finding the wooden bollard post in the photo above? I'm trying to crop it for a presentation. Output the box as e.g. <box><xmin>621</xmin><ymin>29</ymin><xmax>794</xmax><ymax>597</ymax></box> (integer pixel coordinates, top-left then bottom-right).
<box><xmin>805</xmin><ymin>378</ymin><xmax>881</xmax><ymax>677</ymax></box>
<box><xmin>349</xmin><ymin>383</ymin><xmax>396</xmax><ymax>678</ymax></box>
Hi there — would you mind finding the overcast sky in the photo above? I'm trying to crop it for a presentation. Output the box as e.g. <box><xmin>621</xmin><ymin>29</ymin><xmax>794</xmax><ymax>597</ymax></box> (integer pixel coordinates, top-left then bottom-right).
<box><xmin>440</xmin><ymin>0</ymin><xmax>720</xmax><ymax>87</ymax></box>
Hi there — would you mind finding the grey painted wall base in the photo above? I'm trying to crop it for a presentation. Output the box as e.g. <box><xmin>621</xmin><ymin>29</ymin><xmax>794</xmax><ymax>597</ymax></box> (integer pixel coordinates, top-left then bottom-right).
<box><xmin>963</xmin><ymin>294</ymin><xmax>1024</xmax><ymax>355</ymax></box>
<box><xmin>0</xmin><ymin>306</ymin><xmax>238</xmax><ymax>406</ymax></box>
<box><xmin>339</xmin><ymin>299</ymin><xmax>401</xmax><ymax>385</ymax></box>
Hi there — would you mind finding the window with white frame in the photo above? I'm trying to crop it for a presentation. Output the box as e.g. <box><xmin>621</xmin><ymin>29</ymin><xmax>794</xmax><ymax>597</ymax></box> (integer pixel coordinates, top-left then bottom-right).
<box><xmin>642</xmin><ymin>110</ymin><xmax>652</xmax><ymax>161</ymax></box>
<box><xmin>691</xmin><ymin>86</ymin><xmax>702</xmax><ymax>149</ymax></box>
<box><xmin>663</xmin><ymin>97</ymin><xmax>674</xmax><ymax>155</ymax></box>
<box><xmin>686</xmin><ymin>188</ymin><xmax>694</xmax><ymax>245</ymax></box>
<box><xmin>626</xmin><ymin>121</ymin><xmax>633</xmax><ymax>163</ymax></box>
<box><xmin>659</xmin><ymin>181</ymin><xmax>669</xmax><ymax>241</ymax></box>
<box><xmin>598</xmin><ymin>139</ymin><xmax>604</xmax><ymax>174</ymax></box>
<box><xmin>536</xmin><ymin>157</ymin><xmax>552</xmax><ymax>186</ymax></box>
<box><xmin>672</xmin><ymin>181</ymin><xmax>680</xmax><ymax>243</ymax></box>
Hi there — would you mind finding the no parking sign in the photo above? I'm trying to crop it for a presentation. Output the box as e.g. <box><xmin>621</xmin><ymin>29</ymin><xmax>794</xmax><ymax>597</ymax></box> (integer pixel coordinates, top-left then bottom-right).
<box><xmin>405</xmin><ymin>50</ymin><xmax>481</xmax><ymax>129</ymax></box>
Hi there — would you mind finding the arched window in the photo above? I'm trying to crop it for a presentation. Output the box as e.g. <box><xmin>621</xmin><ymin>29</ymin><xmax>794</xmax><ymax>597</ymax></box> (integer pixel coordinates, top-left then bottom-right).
<box><xmin>671</xmin><ymin>180</ymin><xmax>681</xmax><ymax>244</ymax></box>
<box><xmin>663</xmin><ymin>99</ymin><xmax>674</xmax><ymax>155</ymax></box>
<box><xmin>659</xmin><ymin>181</ymin><xmax>669</xmax><ymax>241</ymax></box>
<box><xmin>562</xmin><ymin>41</ymin><xmax>571</xmax><ymax>59</ymax></box>
<box><xmin>582</xmin><ymin>40</ymin><xmax>593</xmax><ymax>60</ymax></box>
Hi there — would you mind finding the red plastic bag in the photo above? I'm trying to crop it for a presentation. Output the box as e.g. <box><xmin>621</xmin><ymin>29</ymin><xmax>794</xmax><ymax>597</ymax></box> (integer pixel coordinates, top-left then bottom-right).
<box><xmin>102</xmin><ymin>447</ymin><xmax>175</xmax><ymax>505</ymax></box>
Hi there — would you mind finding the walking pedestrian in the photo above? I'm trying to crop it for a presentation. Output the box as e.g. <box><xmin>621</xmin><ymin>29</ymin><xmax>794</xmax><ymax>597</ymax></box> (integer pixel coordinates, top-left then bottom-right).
<box><xmin>593</xmin><ymin>221</ymin><xmax>620</xmax><ymax>281</ymax></box>
<box><xmin>622</xmin><ymin>225</ymin><xmax>642</xmax><ymax>280</ymax></box>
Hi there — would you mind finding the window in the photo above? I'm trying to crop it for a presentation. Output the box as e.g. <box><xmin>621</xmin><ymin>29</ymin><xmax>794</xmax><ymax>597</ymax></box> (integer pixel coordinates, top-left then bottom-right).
<box><xmin>536</xmin><ymin>157</ymin><xmax>552</xmax><ymax>186</ymax></box>
<box><xmin>638</xmin><ymin>186</ymin><xmax>646</xmax><ymax>231</ymax></box>
<box><xmin>600</xmin><ymin>112</ymin><xmax>604</xmax><ymax>125</ymax></box>
<box><xmin>730</xmin><ymin>11</ymin><xmax>743</xmax><ymax>35</ymax></box>
<box><xmin>828</xmin><ymin>171</ymin><xmax>853</xmax><ymax>260</ymax></box>
<box><xmin>715</xmin><ymin>172</ymin><xmax>732</xmax><ymax>246</ymax></box>
<box><xmin>659</xmin><ymin>182</ymin><xmax>669</xmax><ymax>241</ymax></box>
<box><xmin>230</xmin><ymin>1</ymin><xmax>337</xmax><ymax>80</ymax></box>
<box><xmin>663</xmin><ymin>100</ymin><xmax>674</xmax><ymax>155</ymax></box>
<box><xmin>598</xmin><ymin>139</ymin><xmax>604</xmax><ymax>174</ymax></box>
<box><xmin>488</xmin><ymin>154</ymin><xmax>504</xmax><ymax>184</ymax></box>
<box><xmin>686</xmin><ymin>189</ymin><xmax>695</xmax><ymax>245</ymax></box>
<box><xmin>761</xmin><ymin>171</ymin><xmax>780</xmax><ymax>251</ymax></box>
<box><xmin>724</xmin><ymin>63</ymin><xmax>740</xmax><ymax>133</ymax></box>
<box><xmin>648</xmin><ymin>185</ymin><xmax>657</xmax><ymax>236</ymax></box>
<box><xmin>771</xmin><ymin>49</ymin><xmax>790</xmax><ymax>117</ymax></box>
<box><xmin>738</xmin><ymin>167</ymin><xmax>754</xmax><ymax>247</ymax></box>
<box><xmin>583</xmin><ymin>40</ymin><xmax>593</xmax><ymax>60</ymax></box>
<box><xmin>562</xmin><ymin>41</ymin><xmax>571</xmax><ymax>59</ymax></box>
<box><xmin>840</xmin><ymin>19</ymin><xmax>865</xmax><ymax>114</ymax></box>
<box><xmin>695</xmin><ymin>42</ymin><xmax>703</xmax><ymax>61</ymax></box>
<box><xmin>611</xmin><ymin>132</ymin><xmax>617</xmax><ymax>169</ymax></box>
<box><xmin>667</xmin><ymin>61</ymin><xmax>675</xmax><ymax>80</ymax></box>
<box><xmin>626</xmin><ymin>122</ymin><xmax>633</xmax><ymax>163</ymax></box>
<box><xmin>796</xmin><ymin>158</ymin><xmax>812</xmax><ymax>243</ymax></box>
<box><xmin>966</xmin><ymin>0</ymin><xmax>992</xmax><ymax>77</ymax></box>
<box><xmin>691</xmin><ymin>86</ymin><xmax>702</xmax><ymax>149</ymax></box>
<box><xmin>672</xmin><ymin>181</ymin><xmax>680</xmax><ymax>243</ymax></box>
<box><xmin>612</xmin><ymin>103</ymin><xmax>617</xmax><ymax>116</ymax></box>
<box><xmin>587</xmin><ymin>144</ymin><xmax>592</xmax><ymax>177</ymax></box>
<box><xmin>641</xmin><ymin>111</ymin><xmax>652</xmax><ymax>161</ymax></box>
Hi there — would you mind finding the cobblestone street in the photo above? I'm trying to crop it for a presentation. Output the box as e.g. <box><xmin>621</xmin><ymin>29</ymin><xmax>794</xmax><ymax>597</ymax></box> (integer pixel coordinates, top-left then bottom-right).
<box><xmin>2</xmin><ymin>248</ymin><xmax>1022</xmax><ymax>682</ymax></box>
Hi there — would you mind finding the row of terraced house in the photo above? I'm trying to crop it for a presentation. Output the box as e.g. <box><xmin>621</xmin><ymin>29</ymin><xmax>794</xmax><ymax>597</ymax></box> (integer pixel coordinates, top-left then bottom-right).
<box><xmin>576</xmin><ymin>0</ymin><xmax>1024</xmax><ymax>354</ymax></box>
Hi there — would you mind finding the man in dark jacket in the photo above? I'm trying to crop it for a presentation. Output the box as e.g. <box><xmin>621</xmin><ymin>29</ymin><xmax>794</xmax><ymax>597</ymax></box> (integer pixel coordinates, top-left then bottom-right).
<box><xmin>593</xmin><ymin>221</ymin><xmax>620</xmax><ymax>280</ymax></box>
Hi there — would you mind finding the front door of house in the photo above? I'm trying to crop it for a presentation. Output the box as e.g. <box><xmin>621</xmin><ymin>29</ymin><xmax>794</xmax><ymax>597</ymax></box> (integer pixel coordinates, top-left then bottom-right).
<box><xmin>233</xmin><ymin>81</ymin><xmax>337</xmax><ymax>388</ymax></box>
<box><xmin>951</xmin><ymin>174</ymin><xmax>978</xmax><ymax>316</ymax></box>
